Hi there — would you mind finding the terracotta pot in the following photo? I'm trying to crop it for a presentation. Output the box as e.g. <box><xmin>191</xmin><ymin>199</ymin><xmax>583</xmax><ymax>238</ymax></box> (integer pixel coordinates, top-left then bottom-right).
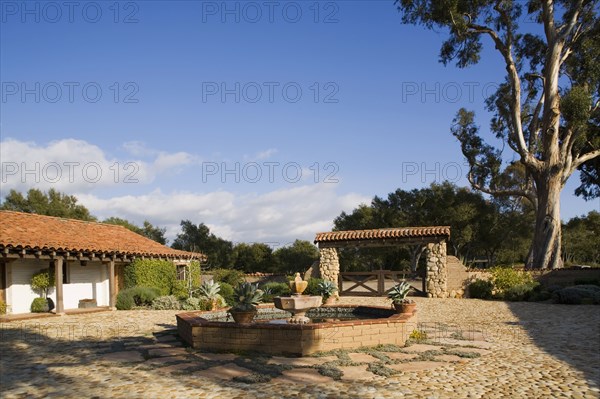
<box><xmin>323</xmin><ymin>296</ymin><xmax>337</xmax><ymax>306</ymax></box>
<box><xmin>229</xmin><ymin>309</ymin><xmax>257</xmax><ymax>324</ymax></box>
<box><xmin>393</xmin><ymin>302</ymin><xmax>416</xmax><ymax>314</ymax></box>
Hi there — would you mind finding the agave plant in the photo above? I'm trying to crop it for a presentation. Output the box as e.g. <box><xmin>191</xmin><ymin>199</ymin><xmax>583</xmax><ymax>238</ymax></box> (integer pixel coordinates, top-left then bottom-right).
<box><xmin>197</xmin><ymin>280</ymin><xmax>222</xmax><ymax>310</ymax></box>
<box><xmin>388</xmin><ymin>281</ymin><xmax>414</xmax><ymax>304</ymax></box>
<box><xmin>317</xmin><ymin>280</ymin><xmax>338</xmax><ymax>299</ymax></box>
<box><xmin>230</xmin><ymin>282</ymin><xmax>264</xmax><ymax>312</ymax></box>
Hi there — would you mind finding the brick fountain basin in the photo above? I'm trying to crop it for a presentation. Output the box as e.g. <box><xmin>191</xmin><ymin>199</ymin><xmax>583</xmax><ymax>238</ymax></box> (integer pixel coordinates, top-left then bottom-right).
<box><xmin>176</xmin><ymin>304</ymin><xmax>418</xmax><ymax>356</ymax></box>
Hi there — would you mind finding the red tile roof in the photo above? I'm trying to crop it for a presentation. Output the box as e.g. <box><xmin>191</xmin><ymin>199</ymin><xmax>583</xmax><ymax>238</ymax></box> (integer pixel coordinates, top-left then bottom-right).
<box><xmin>314</xmin><ymin>226</ymin><xmax>450</xmax><ymax>243</ymax></box>
<box><xmin>0</xmin><ymin>211</ymin><xmax>203</xmax><ymax>260</ymax></box>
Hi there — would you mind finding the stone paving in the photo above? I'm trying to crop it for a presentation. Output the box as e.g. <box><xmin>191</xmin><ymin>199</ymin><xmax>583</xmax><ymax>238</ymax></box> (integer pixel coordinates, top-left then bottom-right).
<box><xmin>0</xmin><ymin>297</ymin><xmax>598</xmax><ymax>398</ymax></box>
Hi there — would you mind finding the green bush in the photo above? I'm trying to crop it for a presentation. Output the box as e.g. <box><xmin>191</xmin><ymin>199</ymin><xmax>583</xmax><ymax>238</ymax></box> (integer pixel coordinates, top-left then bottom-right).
<box><xmin>0</xmin><ymin>299</ymin><xmax>6</xmax><ymax>315</ymax></box>
<box><xmin>151</xmin><ymin>295</ymin><xmax>181</xmax><ymax>310</ymax></box>
<box><xmin>468</xmin><ymin>279</ymin><xmax>493</xmax><ymax>299</ymax></box>
<box><xmin>490</xmin><ymin>267</ymin><xmax>535</xmax><ymax>294</ymax></box>
<box><xmin>553</xmin><ymin>285</ymin><xmax>600</xmax><ymax>305</ymax></box>
<box><xmin>211</xmin><ymin>269</ymin><xmax>245</xmax><ymax>286</ymax></box>
<box><xmin>304</xmin><ymin>278</ymin><xmax>325</xmax><ymax>296</ymax></box>
<box><xmin>504</xmin><ymin>283</ymin><xmax>539</xmax><ymax>301</ymax></box>
<box><xmin>116</xmin><ymin>290</ymin><xmax>135</xmax><ymax>310</ymax></box>
<box><xmin>171</xmin><ymin>279</ymin><xmax>189</xmax><ymax>300</ymax></box>
<box><xmin>30</xmin><ymin>268</ymin><xmax>55</xmax><ymax>298</ymax></box>
<box><xmin>218</xmin><ymin>282</ymin><xmax>235</xmax><ymax>305</ymax></box>
<box><xmin>573</xmin><ymin>278</ymin><xmax>600</xmax><ymax>286</ymax></box>
<box><xmin>124</xmin><ymin>259</ymin><xmax>177</xmax><ymax>296</ymax></box>
<box><xmin>260</xmin><ymin>282</ymin><xmax>291</xmax><ymax>301</ymax></box>
<box><xmin>116</xmin><ymin>286</ymin><xmax>161</xmax><ymax>310</ymax></box>
<box><xmin>181</xmin><ymin>297</ymin><xmax>212</xmax><ymax>311</ymax></box>
<box><xmin>31</xmin><ymin>297</ymin><xmax>49</xmax><ymax>313</ymax></box>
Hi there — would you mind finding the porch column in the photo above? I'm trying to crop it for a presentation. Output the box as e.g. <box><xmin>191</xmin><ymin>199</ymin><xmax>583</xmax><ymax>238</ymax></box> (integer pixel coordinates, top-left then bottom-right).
<box><xmin>108</xmin><ymin>260</ymin><xmax>116</xmax><ymax>310</ymax></box>
<box><xmin>54</xmin><ymin>257</ymin><xmax>65</xmax><ymax>314</ymax></box>
<box><xmin>318</xmin><ymin>247</ymin><xmax>340</xmax><ymax>287</ymax></box>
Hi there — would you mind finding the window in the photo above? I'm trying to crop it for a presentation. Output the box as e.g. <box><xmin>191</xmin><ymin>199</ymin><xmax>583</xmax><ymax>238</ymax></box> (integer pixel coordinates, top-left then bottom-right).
<box><xmin>176</xmin><ymin>265</ymin><xmax>187</xmax><ymax>281</ymax></box>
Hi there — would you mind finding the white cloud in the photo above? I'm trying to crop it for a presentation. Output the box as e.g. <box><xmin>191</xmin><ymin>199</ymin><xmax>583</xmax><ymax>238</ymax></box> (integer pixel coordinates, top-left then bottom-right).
<box><xmin>0</xmin><ymin>138</ymin><xmax>196</xmax><ymax>193</ymax></box>
<box><xmin>244</xmin><ymin>148</ymin><xmax>278</xmax><ymax>161</ymax></box>
<box><xmin>76</xmin><ymin>184</ymin><xmax>370</xmax><ymax>245</ymax></box>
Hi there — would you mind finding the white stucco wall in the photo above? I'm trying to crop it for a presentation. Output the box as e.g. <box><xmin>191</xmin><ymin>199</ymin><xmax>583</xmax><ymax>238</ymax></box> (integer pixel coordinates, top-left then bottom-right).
<box><xmin>5</xmin><ymin>259</ymin><xmax>108</xmax><ymax>314</ymax></box>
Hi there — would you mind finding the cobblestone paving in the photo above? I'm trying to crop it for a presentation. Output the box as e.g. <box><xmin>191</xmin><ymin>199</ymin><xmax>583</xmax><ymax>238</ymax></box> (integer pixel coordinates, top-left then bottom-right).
<box><xmin>1</xmin><ymin>297</ymin><xmax>598</xmax><ymax>398</ymax></box>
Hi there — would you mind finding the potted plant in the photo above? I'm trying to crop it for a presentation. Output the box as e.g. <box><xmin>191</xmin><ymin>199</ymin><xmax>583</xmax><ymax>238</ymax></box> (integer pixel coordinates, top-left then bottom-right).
<box><xmin>197</xmin><ymin>280</ymin><xmax>224</xmax><ymax>311</ymax></box>
<box><xmin>228</xmin><ymin>282</ymin><xmax>263</xmax><ymax>323</ymax></box>
<box><xmin>30</xmin><ymin>268</ymin><xmax>55</xmax><ymax>312</ymax></box>
<box><xmin>317</xmin><ymin>280</ymin><xmax>339</xmax><ymax>305</ymax></box>
<box><xmin>388</xmin><ymin>281</ymin><xmax>416</xmax><ymax>314</ymax></box>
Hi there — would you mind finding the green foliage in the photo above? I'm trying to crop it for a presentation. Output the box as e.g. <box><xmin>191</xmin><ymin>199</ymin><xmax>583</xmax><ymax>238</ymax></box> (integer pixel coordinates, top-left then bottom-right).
<box><xmin>563</xmin><ymin>211</ymin><xmax>600</xmax><ymax>266</ymax></box>
<box><xmin>304</xmin><ymin>278</ymin><xmax>324</xmax><ymax>296</ymax></box>
<box><xmin>124</xmin><ymin>259</ymin><xmax>177</xmax><ymax>296</ymax></box>
<box><xmin>30</xmin><ymin>268</ymin><xmax>55</xmax><ymax>298</ymax></box>
<box><xmin>171</xmin><ymin>280</ymin><xmax>189</xmax><ymax>301</ymax></box>
<box><xmin>172</xmin><ymin>220</ymin><xmax>233</xmax><ymax>269</ymax></box>
<box><xmin>115</xmin><ymin>290</ymin><xmax>134</xmax><ymax>310</ymax></box>
<box><xmin>211</xmin><ymin>269</ymin><xmax>244</xmax><ymax>286</ymax></box>
<box><xmin>468</xmin><ymin>279</ymin><xmax>493</xmax><ymax>299</ymax></box>
<box><xmin>0</xmin><ymin>299</ymin><xmax>6</xmax><ymax>315</ymax></box>
<box><xmin>103</xmin><ymin>217</ymin><xmax>167</xmax><ymax>244</ymax></box>
<box><xmin>1</xmin><ymin>188</ymin><xmax>96</xmax><ymax>220</ymax></box>
<box><xmin>387</xmin><ymin>282</ymin><xmax>412</xmax><ymax>303</ymax></box>
<box><xmin>503</xmin><ymin>283</ymin><xmax>540</xmax><ymax>302</ymax></box>
<box><xmin>316</xmin><ymin>280</ymin><xmax>338</xmax><ymax>299</ymax></box>
<box><xmin>260</xmin><ymin>282</ymin><xmax>290</xmax><ymax>302</ymax></box>
<box><xmin>230</xmin><ymin>282</ymin><xmax>263</xmax><ymax>312</ymax></box>
<box><xmin>151</xmin><ymin>295</ymin><xmax>181</xmax><ymax>310</ymax></box>
<box><xmin>30</xmin><ymin>297</ymin><xmax>49</xmax><ymax>313</ymax></box>
<box><xmin>573</xmin><ymin>278</ymin><xmax>600</xmax><ymax>286</ymax></box>
<box><xmin>218</xmin><ymin>282</ymin><xmax>235</xmax><ymax>306</ymax></box>
<box><xmin>273</xmin><ymin>240</ymin><xmax>319</xmax><ymax>274</ymax></box>
<box><xmin>490</xmin><ymin>267</ymin><xmax>535</xmax><ymax>294</ymax></box>
<box><xmin>232</xmin><ymin>243</ymin><xmax>276</xmax><ymax>273</ymax></box>
<box><xmin>181</xmin><ymin>297</ymin><xmax>211</xmax><ymax>311</ymax></box>
<box><xmin>116</xmin><ymin>286</ymin><xmax>161</xmax><ymax>310</ymax></box>
<box><xmin>552</xmin><ymin>285</ymin><xmax>600</xmax><ymax>305</ymax></box>
<box><xmin>197</xmin><ymin>279</ymin><xmax>221</xmax><ymax>300</ymax></box>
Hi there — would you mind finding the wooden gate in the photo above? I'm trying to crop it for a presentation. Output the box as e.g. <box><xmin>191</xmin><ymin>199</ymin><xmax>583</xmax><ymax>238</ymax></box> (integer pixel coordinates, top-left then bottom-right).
<box><xmin>339</xmin><ymin>270</ymin><xmax>424</xmax><ymax>296</ymax></box>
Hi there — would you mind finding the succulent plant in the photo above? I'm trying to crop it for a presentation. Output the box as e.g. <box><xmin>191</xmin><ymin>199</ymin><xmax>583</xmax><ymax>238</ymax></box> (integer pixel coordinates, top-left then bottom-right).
<box><xmin>388</xmin><ymin>282</ymin><xmax>414</xmax><ymax>304</ymax></box>
<box><xmin>198</xmin><ymin>279</ymin><xmax>221</xmax><ymax>300</ymax></box>
<box><xmin>317</xmin><ymin>280</ymin><xmax>338</xmax><ymax>299</ymax></box>
<box><xmin>230</xmin><ymin>282</ymin><xmax>264</xmax><ymax>312</ymax></box>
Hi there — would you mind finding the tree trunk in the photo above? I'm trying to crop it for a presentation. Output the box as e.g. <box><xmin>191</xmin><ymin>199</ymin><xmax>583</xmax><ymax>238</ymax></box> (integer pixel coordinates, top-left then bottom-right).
<box><xmin>528</xmin><ymin>176</ymin><xmax>563</xmax><ymax>269</ymax></box>
<box><xmin>409</xmin><ymin>245</ymin><xmax>425</xmax><ymax>272</ymax></box>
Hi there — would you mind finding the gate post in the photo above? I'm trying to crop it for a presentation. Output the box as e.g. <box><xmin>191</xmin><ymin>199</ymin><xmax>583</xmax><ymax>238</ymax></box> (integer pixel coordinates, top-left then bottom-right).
<box><xmin>425</xmin><ymin>241</ymin><xmax>448</xmax><ymax>298</ymax></box>
<box><xmin>318</xmin><ymin>247</ymin><xmax>340</xmax><ymax>286</ymax></box>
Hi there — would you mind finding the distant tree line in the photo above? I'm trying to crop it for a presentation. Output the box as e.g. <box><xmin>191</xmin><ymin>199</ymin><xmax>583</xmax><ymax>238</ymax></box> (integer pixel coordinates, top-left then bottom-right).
<box><xmin>2</xmin><ymin>186</ymin><xmax>597</xmax><ymax>272</ymax></box>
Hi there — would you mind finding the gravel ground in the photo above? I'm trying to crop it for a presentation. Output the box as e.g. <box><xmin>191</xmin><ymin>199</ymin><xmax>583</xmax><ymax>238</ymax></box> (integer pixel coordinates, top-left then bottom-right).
<box><xmin>1</xmin><ymin>297</ymin><xmax>598</xmax><ymax>399</ymax></box>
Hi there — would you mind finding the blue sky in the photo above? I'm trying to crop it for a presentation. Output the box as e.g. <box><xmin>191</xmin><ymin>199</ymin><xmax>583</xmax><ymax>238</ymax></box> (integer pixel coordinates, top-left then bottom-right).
<box><xmin>1</xmin><ymin>0</ymin><xmax>598</xmax><ymax>245</ymax></box>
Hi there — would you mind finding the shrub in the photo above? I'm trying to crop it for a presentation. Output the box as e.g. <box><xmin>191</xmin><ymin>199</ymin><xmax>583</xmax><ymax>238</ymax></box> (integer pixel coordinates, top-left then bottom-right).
<box><xmin>31</xmin><ymin>297</ymin><xmax>49</xmax><ymax>313</ymax></box>
<box><xmin>573</xmin><ymin>278</ymin><xmax>600</xmax><ymax>286</ymax></box>
<box><xmin>116</xmin><ymin>290</ymin><xmax>135</xmax><ymax>310</ymax></box>
<box><xmin>504</xmin><ymin>282</ymin><xmax>539</xmax><ymax>301</ymax></box>
<box><xmin>468</xmin><ymin>279</ymin><xmax>493</xmax><ymax>299</ymax></box>
<box><xmin>30</xmin><ymin>268</ymin><xmax>55</xmax><ymax>298</ymax></box>
<box><xmin>124</xmin><ymin>259</ymin><xmax>177</xmax><ymax>296</ymax></box>
<box><xmin>181</xmin><ymin>297</ymin><xmax>212</xmax><ymax>311</ymax></box>
<box><xmin>0</xmin><ymin>299</ymin><xmax>6</xmax><ymax>315</ymax></box>
<box><xmin>116</xmin><ymin>286</ymin><xmax>161</xmax><ymax>310</ymax></box>
<box><xmin>171</xmin><ymin>280</ymin><xmax>189</xmax><ymax>300</ymax></box>
<box><xmin>490</xmin><ymin>267</ymin><xmax>535</xmax><ymax>294</ymax></box>
<box><xmin>211</xmin><ymin>269</ymin><xmax>245</xmax><ymax>286</ymax></box>
<box><xmin>219</xmin><ymin>282</ymin><xmax>235</xmax><ymax>305</ymax></box>
<box><xmin>304</xmin><ymin>278</ymin><xmax>324</xmax><ymax>296</ymax></box>
<box><xmin>260</xmin><ymin>282</ymin><xmax>290</xmax><ymax>301</ymax></box>
<box><xmin>552</xmin><ymin>285</ymin><xmax>600</xmax><ymax>305</ymax></box>
<box><xmin>152</xmin><ymin>295</ymin><xmax>181</xmax><ymax>310</ymax></box>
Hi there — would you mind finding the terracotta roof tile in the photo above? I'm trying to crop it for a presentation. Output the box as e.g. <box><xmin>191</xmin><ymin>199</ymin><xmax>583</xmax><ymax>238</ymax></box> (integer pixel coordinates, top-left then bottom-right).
<box><xmin>314</xmin><ymin>226</ymin><xmax>450</xmax><ymax>243</ymax></box>
<box><xmin>0</xmin><ymin>211</ymin><xmax>203</xmax><ymax>259</ymax></box>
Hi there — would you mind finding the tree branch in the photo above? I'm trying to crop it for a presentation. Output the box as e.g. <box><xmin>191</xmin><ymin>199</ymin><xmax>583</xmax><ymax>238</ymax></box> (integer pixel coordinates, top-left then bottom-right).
<box><xmin>571</xmin><ymin>148</ymin><xmax>600</xmax><ymax>171</ymax></box>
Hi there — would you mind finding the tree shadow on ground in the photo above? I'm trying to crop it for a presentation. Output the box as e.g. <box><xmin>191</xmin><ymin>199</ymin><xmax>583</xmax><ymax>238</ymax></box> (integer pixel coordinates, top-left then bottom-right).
<box><xmin>505</xmin><ymin>302</ymin><xmax>600</xmax><ymax>387</ymax></box>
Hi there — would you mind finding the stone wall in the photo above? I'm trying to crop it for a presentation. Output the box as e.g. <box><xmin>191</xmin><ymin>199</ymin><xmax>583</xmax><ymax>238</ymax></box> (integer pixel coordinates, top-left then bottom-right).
<box><xmin>318</xmin><ymin>247</ymin><xmax>340</xmax><ymax>285</ymax></box>
<box><xmin>425</xmin><ymin>241</ymin><xmax>448</xmax><ymax>298</ymax></box>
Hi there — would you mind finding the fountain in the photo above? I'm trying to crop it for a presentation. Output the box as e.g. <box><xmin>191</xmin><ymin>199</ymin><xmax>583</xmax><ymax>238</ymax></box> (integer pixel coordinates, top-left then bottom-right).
<box><xmin>272</xmin><ymin>273</ymin><xmax>322</xmax><ymax>324</ymax></box>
